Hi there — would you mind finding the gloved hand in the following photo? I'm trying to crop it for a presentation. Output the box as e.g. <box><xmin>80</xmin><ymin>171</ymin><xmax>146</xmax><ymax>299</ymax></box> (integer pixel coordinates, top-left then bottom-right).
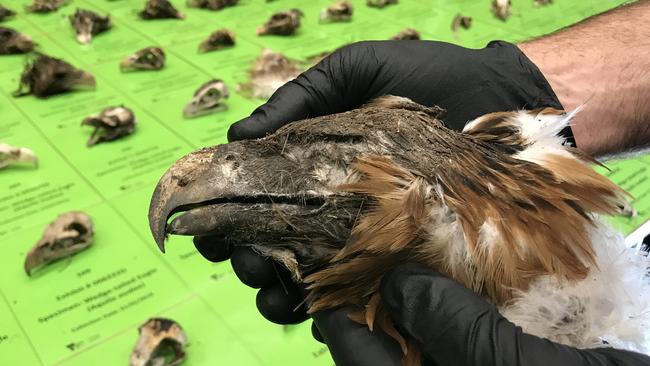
<box><xmin>313</xmin><ymin>263</ymin><xmax>650</xmax><ymax>366</ymax></box>
<box><xmin>193</xmin><ymin>39</ymin><xmax>568</xmax><ymax>325</ymax></box>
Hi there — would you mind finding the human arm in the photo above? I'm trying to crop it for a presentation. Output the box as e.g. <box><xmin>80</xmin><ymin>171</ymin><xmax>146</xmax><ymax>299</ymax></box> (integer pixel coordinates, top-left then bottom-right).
<box><xmin>518</xmin><ymin>0</ymin><xmax>650</xmax><ymax>157</ymax></box>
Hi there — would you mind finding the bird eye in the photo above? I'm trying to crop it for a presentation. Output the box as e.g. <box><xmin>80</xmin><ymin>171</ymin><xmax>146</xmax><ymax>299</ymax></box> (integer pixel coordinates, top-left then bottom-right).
<box><xmin>53</xmin><ymin>71</ymin><xmax>67</xmax><ymax>79</ymax></box>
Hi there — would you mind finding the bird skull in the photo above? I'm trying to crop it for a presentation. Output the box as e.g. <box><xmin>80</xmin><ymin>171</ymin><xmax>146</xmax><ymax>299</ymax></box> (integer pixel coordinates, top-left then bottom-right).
<box><xmin>24</xmin><ymin>211</ymin><xmax>94</xmax><ymax>276</ymax></box>
<box><xmin>129</xmin><ymin>318</ymin><xmax>187</xmax><ymax>366</ymax></box>
<box><xmin>139</xmin><ymin>0</ymin><xmax>184</xmax><ymax>19</ymax></box>
<box><xmin>120</xmin><ymin>47</ymin><xmax>166</xmax><ymax>71</ymax></box>
<box><xmin>198</xmin><ymin>28</ymin><xmax>235</xmax><ymax>53</ymax></box>
<box><xmin>0</xmin><ymin>143</ymin><xmax>38</xmax><ymax>169</ymax></box>
<box><xmin>183</xmin><ymin>80</ymin><xmax>229</xmax><ymax>119</ymax></box>
<box><xmin>320</xmin><ymin>1</ymin><xmax>354</xmax><ymax>23</ymax></box>
<box><xmin>257</xmin><ymin>9</ymin><xmax>303</xmax><ymax>36</ymax></box>
<box><xmin>81</xmin><ymin>106</ymin><xmax>136</xmax><ymax>147</ymax></box>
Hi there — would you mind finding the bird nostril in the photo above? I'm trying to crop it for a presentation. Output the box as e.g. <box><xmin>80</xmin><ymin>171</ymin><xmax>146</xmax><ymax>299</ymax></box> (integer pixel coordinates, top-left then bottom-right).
<box><xmin>224</xmin><ymin>154</ymin><xmax>235</xmax><ymax>161</ymax></box>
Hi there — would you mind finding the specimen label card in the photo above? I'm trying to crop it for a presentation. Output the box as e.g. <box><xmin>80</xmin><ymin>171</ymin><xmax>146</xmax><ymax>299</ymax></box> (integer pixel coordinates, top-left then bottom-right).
<box><xmin>0</xmin><ymin>0</ymin><xmax>641</xmax><ymax>365</ymax></box>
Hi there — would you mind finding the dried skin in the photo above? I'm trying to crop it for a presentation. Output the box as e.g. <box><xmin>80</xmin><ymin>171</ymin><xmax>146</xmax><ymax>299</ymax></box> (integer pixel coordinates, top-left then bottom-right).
<box><xmin>0</xmin><ymin>143</ymin><xmax>38</xmax><ymax>169</ymax></box>
<box><xmin>257</xmin><ymin>9</ymin><xmax>303</xmax><ymax>36</ymax></box>
<box><xmin>13</xmin><ymin>53</ymin><xmax>96</xmax><ymax>98</ymax></box>
<box><xmin>139</xmin><ymin>0</ymin><xmax>184</xmax><ymax>20</ymax></box>
<box><xmin>82</xmin><ymin>106</ymin><xmax>136</xmax><ymax>146</ymax></box>
<box><xmin>238</xmin><ymin>49</ymin><xmax>303</xmax><ymax>99</ymax></box>
<box><xmin>198</xmin><ymin>28</ymin><xmax>235</xmax><ymax>53</ymax></box>
<box><xmin>390</xmin><ymin>28</ymin><xmax>420</xmax><ymax>41</ymax></box>
<box><xmin>69</xmin><ymin>8</ymin><xmax>111</xmax><ymax>44</ymax></box>
<box><xmin>26</xmin><ymin>0</ymin><xmax>69</xmax><ymax>13</ymax></box>
<box><xmin>121</xmin><ymin>47</ymin><xmax>165</xmax><ymax>71</ymax></box>
<box><xmin>367</xmin><ymin>0</ymin><xmax>397</xmax><ymax>8</ymax></box>
<box><xmin>0</xmin><ymin>5</ymin><xmax>16</xmax><ymax>22</ymax></box>
<box><xmin>25</xmin><ymin>211</ymin><xmax>94</xmax><ymax>276</ymax></box>
<box><xmin>320</xmin><ymin>1</ymin><xmax>353</xmax><ymax>23</ymax></box>
<box><xmin>186</xmin><ymin>0</ymin><xmax>238</xmax><ymax>10</ymax></box>
<box><xmin>130</xmin><ymin>318</ymin><xmax>187</xmax><ymax>366</ymax></box>
<box><xmin>0</xmin><ymin>27</ymin><xmax>35</xmax><ymax>54</ymax></box>
<box><xmin>183</xmin><ymin>79</ymin><xmax>229</xmax><ymax>119</ymax></box>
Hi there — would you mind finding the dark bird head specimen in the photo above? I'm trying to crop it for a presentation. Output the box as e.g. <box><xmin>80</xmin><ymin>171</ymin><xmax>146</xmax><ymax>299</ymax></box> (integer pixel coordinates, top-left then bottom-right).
<box><xmin>13</xmin><ymin>53</ymin><xmax>96</xmax><ymax>98</ymax></box>
<box><xmin>120</xmin><ymin>47</ymin><xmax>165</xmax><ymax>71</ymax></box>
<box><xmin>198</xmin><ymin>28</ymin><xmax>235</xmax><ymax>53</ymax></box>
<box><xmin>0</xmin><ymin>143</ymin><xmax>38</xmax><ymax>169</ymax></box>
<box><xmin>390</xmin><ymin>28</ymin><xmax>420</xmax><ymax>40</ymax></box>
<box><xmin>139</xmin><ymin>0</ymin><xmax>184</xmax><ymax>20</ymax></box>
<box><xmin>26</xmin><ymin>0</ymin><xmax>69</xmax><ymax>13</ymax></box>
<box><xmin>149</xmin><ymin>97</ymin><xmax>645</xmax><ymax>364</ymax></box>
<box><xmin>82</xmin><ymin>106</ymin><xmax>136</xmax><ymax>147</ymax></box>
<box><xmin>320</xmin><ymin>1</ymin><xmax>353</xmax><ymax>23</ymax></box>
<box><xmin>183</xmin><ymin>79</ymin><xmax>229</xmax><ymax>119</ymax></box>
<box><xmin>257</xmin><ymin>9</ymin><xmax>303</xmax><ymax>36</ymax></box>
<box><xmin>186</xmin><ymin>0</ymin><xmax>238</xmax><ymax>11</ymax></box>
<box><xmin>367</xmin><ymin>0</ymin><xmax>398</xmax><ymax>8</ymax></box>
<box><xmin>0</xmin><ymin>27</ymin><xmax>35</xmax><ymax>54</ymax></box>
<box><xmin>238</xmin><ymin>49</ymin><xmax>303</xmax><ymax>99</ymax></box>
<box><xmin>25</xmin><ymin>211</ymin><xmax>94</xmax><ymax>276</ymax></box>
<box><xmin>130</xmin><ymin>318</ymin><xmax>187</xmax><ymax>366</ymax></box>
<box><xmin>0</xmin><ymin>4</ymin><xmax>16</xmax><ymax>22</ymax></box>
<box><xmin>69</xmin><ymin>8</ymin><xmax>111</xmax><ymax>44</ymax></box>
<box><xmin>451</xmin><ymin>13</ymin><xmax>472</xmax><ymax>32</ymax></box>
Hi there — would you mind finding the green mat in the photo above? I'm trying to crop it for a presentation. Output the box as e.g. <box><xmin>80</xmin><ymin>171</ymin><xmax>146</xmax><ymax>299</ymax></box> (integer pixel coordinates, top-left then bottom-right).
<box><xmin>0</xmin><ymin>0</ymin><xmax>645</xmax><ymax>365</ymax></box>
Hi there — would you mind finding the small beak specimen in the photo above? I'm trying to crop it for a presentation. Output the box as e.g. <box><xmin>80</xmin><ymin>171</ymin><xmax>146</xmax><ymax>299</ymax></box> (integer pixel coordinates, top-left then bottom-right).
<box><xmin>139</xmin><ymin>0</ymin><xmax>184</xmax><ymax>20</ymax></box>
<box><xmin>390</xmin><ymin>28</ymin><xmax>420</xmax><ymax>40</ymax></box>
<box><xmin>26</xmin><ymin>0</ymin><xmax>69</xmax><ymax>13</ymax></box>
<box><xmin>491</xmin><ymin>0</ymin><xmax>511</xmax><ymax>21</ymax></box>
<box><xmin>13</xmin><ymin>53</ymin><xmax>96</xmax><ymax>98</ymax></box>
<box><xmin>238</xmin><ymin>49</ymin><xmax>303</xmax><ymax>99</ymax></box>
<box><xmin>0</xmin><ymin>27</ymin><xmax>35</xmax><ymax>54</ymax></box>
<box><xmin>320</xmin><ymin>1</ymin><xmax>354</xmax><ymax>23</ymax></box>
<box><xmin>25</xmin><ymin>211</ymin><xmax>94</xmax><ymax>276</ymax></box>
<box><xmin>367</xmin><ymin>0</ymin><xmax>398</xmax><ymax>8</ymax></box>
<box><xmin>130</xmin><ymin>318</ymin><xmax>187</xmax><ymax>366</ymax></box>
<box><xmin>183</xmin><ymin>79</ymin><xmax>229</xmax><ymax>119</ymax></box>
<box><xmin>120</xmin><ymin>47</ymin><xmax>165</xmax><ymax>71</ymax></box>
<box><xmin>186</xmin><ymin>0</ymin><xmax>238</xmax><ymax>11</ymax></box>
<box><xmin>81</xmin><ymin>106</ymin><xmax>136</xmax><ymax>147</ymax></box>
<box><xmin>257</xmin><ymin>9</ymin><xmax>303</xmax><ymax>36</ymax></box>
<box><xmin>69</xmin><ymin>8</ymin><xmax>111</xmax><ymax>44</ymax></box>
<box><xmin>0</xmin><ymin>143</ymin><xmax>38</xmax><ymax>169</ymax></box>
<box><xmin>0</xmin><ymin>5</ymin><xmax>16</xmax><ymax>22</ymax></box>
<box><xmin>451</xmin><ymin>14</ymin><xmax>472</xmax><ymax>32</ymax></box>
<box><xmin>198</xmin><ymin>28</ymin><xmax>235</xmax><ymax>53</ymax></box>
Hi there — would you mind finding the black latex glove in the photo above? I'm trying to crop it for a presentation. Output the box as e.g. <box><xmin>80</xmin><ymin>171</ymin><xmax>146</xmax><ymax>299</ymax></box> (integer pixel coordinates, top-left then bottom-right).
<box><xmin>312</xmin><ymin>263</ymin><xmax>650</xmax><ymax>366</ymax></box>
<box><xmin>193</xmin><ymin>39</ymin><xmax>566</xmax><ymax>325</ymax></box>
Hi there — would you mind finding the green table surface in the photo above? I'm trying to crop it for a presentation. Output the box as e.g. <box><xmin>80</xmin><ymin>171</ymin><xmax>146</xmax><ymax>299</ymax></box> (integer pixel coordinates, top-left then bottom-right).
<box><xmin>0</xmin><ymin>0</ymin><xmax>646</xmax><ymax>365</ymax></box>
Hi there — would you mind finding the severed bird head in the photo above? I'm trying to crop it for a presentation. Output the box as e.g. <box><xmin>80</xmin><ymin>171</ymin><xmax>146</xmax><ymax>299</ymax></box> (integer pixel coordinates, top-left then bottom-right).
<box><xmin>13</xmin><ymin>53</ymin><xmax>96</xmax><ymax>98</ymax></box>
<box><xmin>139</xmin><ymin>0</ymin><xmax>184</xmax><ymax>20</ymax></box>
<box><xmin>186</xmin><ymin>0</ymin><xmax>238</xmax><ymax>11</ymax></box>
<box><xmin>26</xmin><ymin>0</ymin><xmax>69</xmax><ymax>13</ymax></box>
<box><xmin>238</xmin><ymin>49</ymin><xmax>303</xmax><ymax>100</ymax></box>
<box><xmin>198</xmin><ymin>28</ymin><xmax>235</xmax><ymax>53</ymax></box>
<box><xmin>367</xmin><ymin>0</ymin><xmax>398</xmax><ymax>8</ymax></box>
<box><xmin>0</xmin><ymin>27</ymin><xmax>35</xmax><ymax>55</ymax></box>
<box><xmin>69</xmin><ymin>8</ymin><xmax>111</xmax><ymax>44</ymax></box>
<box><xmin>149</xmin><ymin>96</ymin><xmax>635</xmax><ymax>364</ymax></box>
<box><xmin>257</xmin><ymin>9</ymin><xmax>303</xmax><ymax>36</ymax></box>
<box><xmin>391</xmin><ymin>28</ymin><xmax>420</xmax><ymax>40</ymax></box>
<box><xmin>0</xmin><ymin>5</ymin><xmax>16</xmax><ymax>22</ymax></box>
<box><xmin>320</xmin><ymin>1</ymin><xmax>354</xmax><ymax>23</ymax></box>
<box><xmin>24</xmin><ymin>211</ymin><xmax>94</xmax><ymax>276</ymax></box>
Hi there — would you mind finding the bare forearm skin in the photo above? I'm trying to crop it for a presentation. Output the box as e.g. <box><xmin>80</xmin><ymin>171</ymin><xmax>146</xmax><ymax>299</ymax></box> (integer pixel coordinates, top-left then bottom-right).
<box><xmin>518</xmin><ymin>0</ymin><xmax>650</xmax><ymax>157</ymax></box>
